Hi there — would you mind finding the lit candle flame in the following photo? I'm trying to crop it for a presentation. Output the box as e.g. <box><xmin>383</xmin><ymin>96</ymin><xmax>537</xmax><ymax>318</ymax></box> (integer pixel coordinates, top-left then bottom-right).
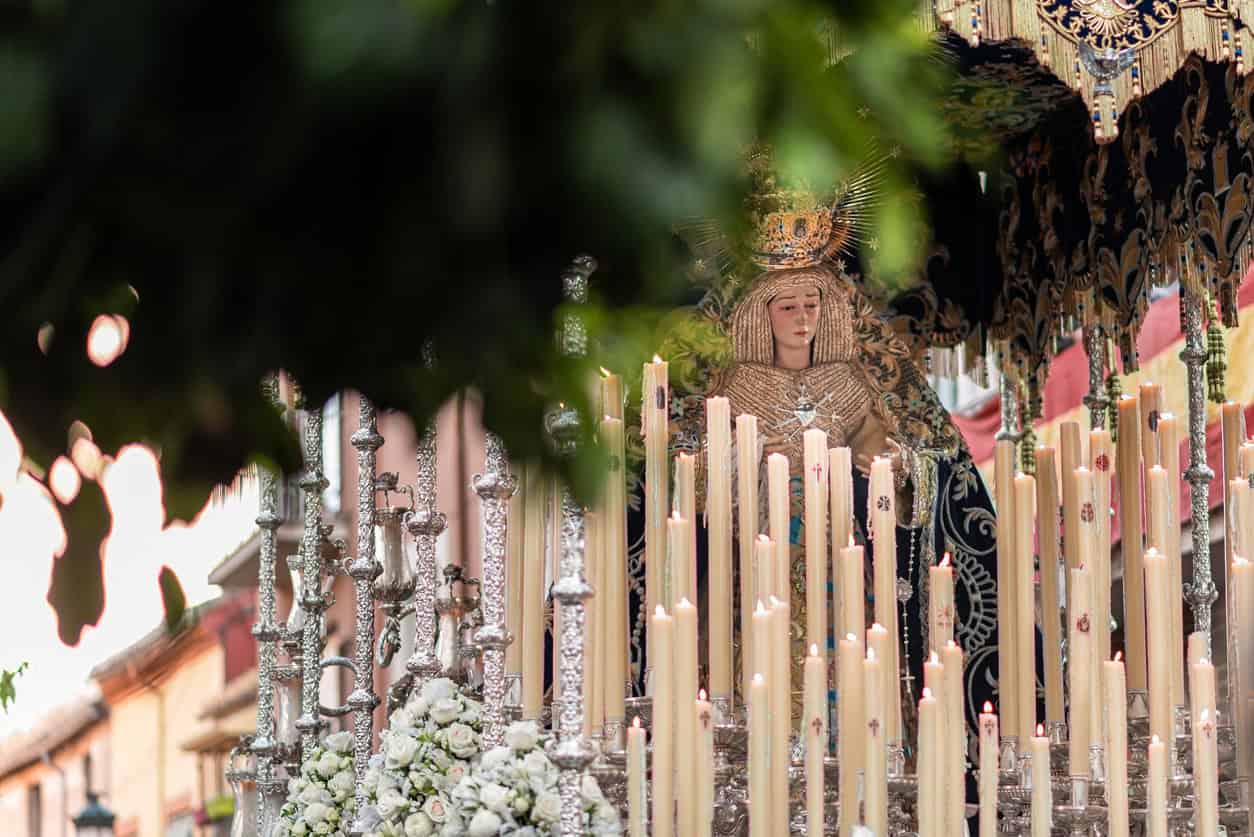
<box><xmin>699</xmin><ymin>688</ymin><xmax>707</xmax><ymax>701</ymax></box>
<box><xmin>654</xmin><ymin>605</ymin><xmax>668</xmax><ymax>617</ymax></box>
<box><xmin>49</xmin><ymin>457</ymin><xmax>80</xmax><ymax>505</ymax></box>
<box><xmin>866</xmin><ymin>648</ymin><xmax>876</xmax><ymax>661</ymax></box>
<box><xmin>922</xmin><ymin>687</ymin><xmax>933</xmax><ymax>699</ymax></box>
<box><xmin>940</xmin><ymin>552</ymin><xmax>951</xmax><ymax>567</ymax></box>
<box><xmin>809</xmin><ymin>643</ymin><xmax>819</xmax><ymax>656</ymax></box>
<box><xmin>599</xmin><ymin>366</ymin><xmax>612</xmax><ymax>377</ymax></box>
<box><xmin>1115</xmin><ymin>651</ymin><xmax>1123</xmax><ymax>662</ymax></box>
<box><xmin>983</xmin><ymin>701</ymin><xmax>994</xmax><ymax>713</ymax></box>
<box><xmin>632</xmin><ymin>716</ymin><xmax>641</xmax><ymax>728</ymax></box>
<box><xmin>652</xmin><ymin>355</ymin><xmax>663</xmax><ymax>364</ymax></box>
<box><xmin>1036</xmin><ymin>724</ymin><xmax>1045</xmax><ymax>737</ymax></box>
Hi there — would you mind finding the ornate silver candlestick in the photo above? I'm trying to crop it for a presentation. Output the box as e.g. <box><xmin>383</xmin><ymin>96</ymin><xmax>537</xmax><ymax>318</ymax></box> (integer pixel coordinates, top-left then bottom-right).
<box><xmin>347</xmin><ymin>397</ymin><xmax>383</xmax><ymax>836</ymax></box>
<box><xmin>474</xmin><ymin>433</ymin><xmax>518</xmax><ymax>749</ymax></box>
<box><xmin>252</xmin><ymin>378</ymin><xmax>284</xmax><ymax>837</ymax></box>
<box><xmin>295</xmin><ymin>402</ymin><xmax>330</xmax><ymax>751</ymax></box>
<box><xmin>405</xmin><ymin>416</ymin><xmax>445</xmax><ymax>684</ymax></box>
<box><xmin>1180</xmin><ymin>286</ymin><xmax>1218</xmax><ymax>647</ymax></box>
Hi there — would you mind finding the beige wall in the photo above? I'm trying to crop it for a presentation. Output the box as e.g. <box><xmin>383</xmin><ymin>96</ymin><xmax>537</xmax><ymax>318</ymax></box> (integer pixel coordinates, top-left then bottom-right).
<box><xmin>108</xmin><ymin>643</ymin><xmax>222</xmax><ymax>837</ymax></box>
<box><xmin>0</xmin><ymin>724</ymin><xmax>108</xmax><ymax>837</ymax></box>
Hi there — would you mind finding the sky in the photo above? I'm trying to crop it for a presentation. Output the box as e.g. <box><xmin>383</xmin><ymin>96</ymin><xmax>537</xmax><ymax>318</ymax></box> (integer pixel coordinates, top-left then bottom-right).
<box><xmin>0</xmin><ymin>408</ymin><xmax>258</xmax><ymax>738</ymax></box>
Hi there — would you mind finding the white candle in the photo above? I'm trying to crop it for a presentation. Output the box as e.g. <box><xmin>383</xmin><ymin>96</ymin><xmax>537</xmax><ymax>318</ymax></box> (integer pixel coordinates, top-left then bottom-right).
<box><xmin>804</xmin><ymin>429</ymin><xmax>828</xmax><ymax>662</ymax></box>
<box><xmin>864</xmin><ymin>647</ymin><xmax>887</xmax><ymax>837</ymax></box>
<box><xmin>869</xmin><ymin>457</ymin><xmax>901</xmax><ymax>740</ymax></box>
<box><xmin>928</xmin><ymin>554</ymin><xmax>954</xmax><ymax>654</ymax></box>
<box><xmin>1069</xmin><ymin>564</ymin><xmax>1093</xmax><ymax>776</ymax></box>
<box><xmin>736</xmin><ymin>414</ymin><xmax>760</xmax><ymax>702</ymax></box>
<box><xmin>627</xmin><ymin>717</ymin><xmax>646</xmax><ymax>837</ymax></box>
<box><xmin>1014</xmin><ymin>472</ymin><xmax>1037</xmax><ymax>743</ymax></box>
<box><xmin>769</xmin><ymin>596</ymin><xmax>790</xmax><ymax>836</ymax></box>
<box><xmin>1191</xmin><ymin>658</ymin><xmax>1218</xmax><ymax>837</ymax></box>
<box><xmin>867</xmin><ymin>624</ymin><xmax>897</xmax><ymax>742</ymax></box>
<box><xmin>837</xmin><ymin>634</ymin><xmax>865</xmax><ymax>837</ymax></box>
<box><xmin>752</xmin><ymin>600</ymin><xmax>771</xmax><ymax>698</ymax></box>
<box><xmin>601</xmin><ymin>370</ymin><xmax>623</xmax><ymax>421</ymax></box>
<box><xmin>1144</xmin><ymin>549</ymin><xmax>1173</xmax><ymax>750</ymax></box>
<box><xmin>506</xmin><ymin>465</ymin><xmax>525</xmax><ymax>680</ymax></box>
<box><xmin>706</xmin><ymin>398</ymin><xmax>733</xmax><ymax>705</ymax></box>
<box><xmin>1103</xmin><ymin>655</ymin><xmax>1129</xmax><ymax>837</ymax></box>
<box><xmin>651</xmin><ymin>606</ymin><xmax>674</xmax><ymax>837</ymax></box>
<box><xmin>994</xmin><ymin>439</ymin><xmax>1018</xmax><ymax>740</ymax></box>
<box><xmin>584</xmin><ymin>509</ymin><xmax>602</xmax><ymax>737</ymax></box>
<box><xmin>695</xmin><ymin>690</ymin><xmax>714</xmax><ymax>837</ymax></box>
<box><xmin>942</xmin><ymin>641</ymin><xmax>966</xmax><ymax>837</ymax></box>
<box><xmin>748</xmin><ymin>674</ymin><xmax>768</xmax><ymax>837</ymax></box>
<box><xmin>804</xmin><ymin>645</ymin><xmax>826</xmax><ymax>837</ymax></box>
<box><xmin>603</xmin><ymin>416</ymin><xmax>628</xmax><ymax>730</ymax></box>
<box><xmin>1156</xmin><ymin>415</ymin><xmax>1185</xmax><ymax>711</ymax></box>
<box><xmin>1196</xmin><ymin>707</ymin><xmax>1219</xmax><ymax>837</ymax></box>
<box><xmin>918</xmin><ymin>688</ymin><xmax>941</xmax><ymax>837</ymax></box>
<box><xmin>767</xmin><ymin>453</ymin><xmax>790</xmax><ymax>611</ymax></box>
<box><xmin>676</xmin><ymin>453</ymin><xmax>698</xmax><ymax>604</ymax></box>
<box><xmin>1035</xmin><ymin>446</ymin><xmax>1065</xmax><ymax>724</ymax></box>
<box><xmin>674</xmin><ymin>597</ymin><xmax>698</xmax><ymax>837</ymax></box>
<box><xmin>1147</xmin><ymin>735</ymin><xmax>1167</xmax><ymax>837</ymax></box>
<box><xmin>521</xmin><ymin>464</ymin><xmax>547</xmax><ymax>719</ymax></box>
<box><xmin>830</xmin><ymin>447</ymin><xmax>853</xmax><ymax>646</ymax></box>
<box><xmin>1031</xmin><ymin>726</ymin><xmax>1052</xmax><ymax>837</ymax></box>
<box><xmin>1089</xmin><ymin>430</ymin><xmax>1114</xmax><ymax>665</ymax></box>
<box><xmin>668</xmin><ymin>512</ymin><xmax>691</xmax><ymax>617</ymax></box>
<box><xmin>838</xmin><ymin>544</ymin><xmax>865</xmax><ymax>653</ymax></box>
<box><xmin>754</xmin><ymin>535</ymin><xmax>773</xmax><ymax>617</ymax></box>
<box><xmin>1116</xmin><ymin>394</ymin><xmax>1147</xmax><ymax>691</ymax></box>
<box><xmin>1235</xmin><ymin>557</ymin><xmax>1254</xmax><ymax>788</ymax></box>
<box><xmin>1059</xmin><ymin>421</ymin><xmax>1084</xmax><ymax>574</ymax></box>
<box><xmin>644</xmin><ymin>358</ymin><xmax>669</xmax><ymax>669</ymax></box>
<box><xmin>979</xmin><ymin>702</ymin><xmax>998</xmax><ymax>837</ymax></box>
<box><xmin>1138</xmin><ymin>382</ymin><xmax>1163</xmax><ymax>468</ymax></box>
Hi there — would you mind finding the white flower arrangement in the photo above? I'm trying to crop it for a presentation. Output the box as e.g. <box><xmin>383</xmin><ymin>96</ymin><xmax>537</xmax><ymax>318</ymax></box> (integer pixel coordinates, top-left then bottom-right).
<box><xmin>358</xmin><ymin>677</ymin><xmax>485</xmax><ymax>837</ymax></box>
<box><xmin>273</xmin><ymin>730</ymin><xmax>357</xmax><ymax>837</ymax></box>
<box><xmin>443</xmin><ymin>721</ymin><xmax>621</xmax><ymax>836</ymax></box>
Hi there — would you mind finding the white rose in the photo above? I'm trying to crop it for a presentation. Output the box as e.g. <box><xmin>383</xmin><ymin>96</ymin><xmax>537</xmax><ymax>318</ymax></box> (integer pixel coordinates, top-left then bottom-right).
<box><xmin>428</xmin><ymin>698</ymin><xmax>461</xmax><ymax>725</ymax></box>
<box><xmin>458</xmin><ymin>702</ymin><xmax>481</xmax><ymax>726</ymax></box>
<box><xmin>581</xmin><ymin>774</ymin><xmax>604</xmax><ymax>801</ymax></box>
<box><xmin>430</xmin><ymin>748</ymin><xmax>452</xmax><ymax>770</ymax></box>
<box><xmin>445</xmin><ymin>723</ymin><xmax>479</xmax><ymax>759</ymax></box>
<box><xmin>299</xmin><ymin>785</ymin><xmax>332</xmax><ymax>807</ymax></box>
<box><xmin>467</xmin><ymin>809</ymin><xmax>503</xmax><ymax>837</ymax></box>
<box><xmin>317</xmin><ymin>751</ymin><xmax>342</xmax><ymax>779</ymax></box>
<box><xmin>480</xmin><ymin>747</ymin><xmax>511</xmax><ymax>772</ymax></box>
<box><xmin>422</xmin><ymin>795</ymin><xmax>449</xmax><ymax>824</ymax></box>
<box><xmin>363</xmin><ymin>768</ymin><xmax>380</xmax><ymax>797</ymax></box>
<box><xmin>420</xmin><ymin>678</ymin><xmax>457</xmax><ymax>706</ymax></box>
<box><xmin>385</xmin><ymin>734</ymin><xmax>420</xmax><ymax>768</ymax></box>
<box><xmin>324</xmin><ymin>731</ymin><xmax>353</xmax><ymax>754</ymax></box>
<box><xmin>376</xmin><ymin>788</ymin><xmax>407</xmax><ymax>820</ymax></box>
<box><xmin>409</xmin><ymin>697</ymin><xmax>430</xmax><ymax>718</ymax></box>
<box><xmin>532</xmin><ymin>791</ymin><xmax>561</xmax><ymax>823</ymax></box>
<box><xmin>403</xmin><ymin>812</ymin><xmax>434</xmax><ymax>837</ymax></box>
<box><xmin>503</xmin><ymin>721</ymin><xmax>540</xmax><ymax>752</ymax></box>
<box><xmin>304</xmin><ymin>803</ymin><xmax>331</xmax><ymax>826</ymax></box>
<box><xmin>311</xmin><ymin>823</ymin><xmax>331</xmax><ymax>836</ymax></box>
<box><xmin>521</xmin><ymin>750</ymin><xmax>551</xmax><ymax>778</ymax></box>
<box><xmin>328</xmin><ymin>770</ymin><xmax>356</xmax><ymax>800</ymax></box>
<box><xmin>389</xmin><ymin>707</ymin><xmax>416</xmax><ymax>730</ymax></box>
<box><xmin>477</xmin><ymin>782</ymin><xmax>509</xmax><ymax>812</ymax></box>
<box><xmin>291</xmin><ymin>822</ymin><xmax>308</xmax><ymax>837</ymax></box>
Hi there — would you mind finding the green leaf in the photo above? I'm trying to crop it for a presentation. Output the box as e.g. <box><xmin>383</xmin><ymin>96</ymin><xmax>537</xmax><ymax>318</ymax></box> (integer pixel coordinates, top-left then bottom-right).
<box><xmin>158</xmin><ymin>566</ymin><xmax>187</xmax><ymax>633</ymax></box>
<box><xmin>0</xmin><ymin>662</ymin><xmax>29</xmax><ymax>713</ymax></box>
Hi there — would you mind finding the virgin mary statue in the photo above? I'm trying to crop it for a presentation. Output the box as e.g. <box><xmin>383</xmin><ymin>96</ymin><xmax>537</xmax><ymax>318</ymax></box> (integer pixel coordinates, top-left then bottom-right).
<box><xmin>631</xmin><ymin>151</ymin><xmax>1008</xmax><ymax>739</ymax></box>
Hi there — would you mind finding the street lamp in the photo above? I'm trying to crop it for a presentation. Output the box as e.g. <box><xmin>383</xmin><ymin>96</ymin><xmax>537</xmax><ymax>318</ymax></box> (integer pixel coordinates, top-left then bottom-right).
<box><xmin>72</xmin><ymin>792</ymin><xmax>115</xmax><ymax>837</ymax></box>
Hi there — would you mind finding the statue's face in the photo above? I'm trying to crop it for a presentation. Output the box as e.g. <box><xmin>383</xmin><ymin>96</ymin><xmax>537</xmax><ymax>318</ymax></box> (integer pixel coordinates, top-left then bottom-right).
<box><xmin>767</xmin><ymin>286</ymin><xmax>821</xmax><ymax>357</ymax></box>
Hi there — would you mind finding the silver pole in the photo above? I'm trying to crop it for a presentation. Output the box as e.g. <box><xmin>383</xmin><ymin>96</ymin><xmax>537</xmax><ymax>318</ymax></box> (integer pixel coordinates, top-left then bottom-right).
<box><xmin>1083</xmin><ymin>325</ymin><xmax>1109</xmax><ymax>430</ymax></box>
<box><xmin>550</xmin><ymin>256</ymin><xmax>598</xmax><ymax>835</ymax></box>
<box><xmin>296</xmin><ymin>399</ymin><xmax>329</xmax><ymax>751</ymax></box>
<box><xmin>1181</xmin><ymin>287</ymin><xmax>1219</xmax><ymax>653</ymax></box>
<box><xmin>474</xmin><ymin>433</ymin><xmax>518</xmax><ymax>748</ymax></box>
<box><xmin>406</xmin><ymin>421</ymin><xmax>444</xmax><ymax>681</ymax></box>
<box><xmin>347</xmin><ymin>396</ymin><xmax>383</xmax><ymax>827</ymax></box>
<box><xmin>252</xmin><ymin>377</ymin><xmax>284</xmax><ymax>835</ymax></box>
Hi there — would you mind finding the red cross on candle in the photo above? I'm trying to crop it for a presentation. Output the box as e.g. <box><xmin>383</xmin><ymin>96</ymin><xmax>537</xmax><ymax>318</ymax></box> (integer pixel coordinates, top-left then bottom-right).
<box><xmin>811</xmin><ymin>462</ymin><xmax>825</xmax><ymax>484</ymax></box>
